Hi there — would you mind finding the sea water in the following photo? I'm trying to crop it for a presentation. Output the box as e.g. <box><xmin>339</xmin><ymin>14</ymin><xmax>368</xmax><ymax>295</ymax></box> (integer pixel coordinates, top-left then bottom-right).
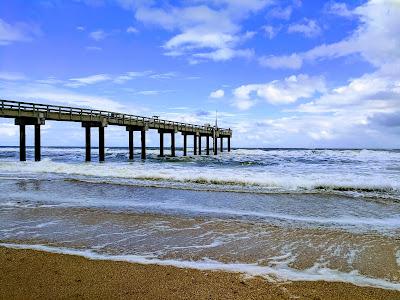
<box><xmin>0</xmin><ymin>147</ymin><xmax>399</xmax><ymax>290</ymax></box>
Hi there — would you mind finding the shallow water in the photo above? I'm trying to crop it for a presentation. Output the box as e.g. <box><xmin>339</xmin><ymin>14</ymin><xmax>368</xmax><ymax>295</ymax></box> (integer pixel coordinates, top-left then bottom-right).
<box><xmin>0</xmin><ymin>147</ymin><xmax>399</xmax><ymax>290</ymax></box>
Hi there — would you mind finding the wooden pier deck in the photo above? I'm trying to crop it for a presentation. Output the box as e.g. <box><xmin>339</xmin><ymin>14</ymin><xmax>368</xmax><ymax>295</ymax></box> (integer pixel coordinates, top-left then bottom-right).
<box><xmin>0</xmin><ymin>99</ymin><xmax>232</xmax><ymax>161</ymax></box>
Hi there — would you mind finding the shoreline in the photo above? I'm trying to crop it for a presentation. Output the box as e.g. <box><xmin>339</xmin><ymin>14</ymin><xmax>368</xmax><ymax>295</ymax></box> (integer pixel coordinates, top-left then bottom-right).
<box><xmin>1</xmin><ymin>246</ymin><xmax>399</xmax><ymax>299</ymax></box>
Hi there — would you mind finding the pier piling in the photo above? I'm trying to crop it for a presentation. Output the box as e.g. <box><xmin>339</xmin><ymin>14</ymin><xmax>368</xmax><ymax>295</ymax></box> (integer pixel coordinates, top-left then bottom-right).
<box><xmin>183</xmin><ymin>134</ymin><xmax>187</xmax><ymax>156</ymax></box>
<box><xmin>85</xmin><ymin>126</ymin><xmax>91</xmax><ymax>162</ymax></box>
<box><xmin>220</xmin><ymin>137</ymin><xmax>223</xmax><ymax>152</ymax></box>
<box><xmin>159</xmin><ymin>131</ymin><xmax>164</xmax><ymax>157</ymax></box>
<box><xmin>171</xmin><ymin>132</ymin><xmax>175</xmax><ymax>157</ymax></box>
<box><xmin>194</xmin><ymin>135</ymin><xmax>198</xmax><ymax>155</ymax></box>
<box><xmin>141</xmin><ymin>129</ymin><xmax>146</xmax><ymax>160</ymax></box>
<box><xmin>198</xmin><ymin>136</ymin><xmax>202</xmax><ymax>155</ymax></box>
<box><xmin>128</xmin><ymin>130</ymin><xmax>134</xmax><ymax>160</ymax></box>
<box><xmin>34</xmin><ymin>124</ymin><xmax>41</xmax><ymax>161</ymax></box>
<box><xmin>2</xmin><ymin>100</ymin><xmax>232</xmax><ymax>162</ymax></box>
<box><xmin>99</xmin><ymin>126</ymin><xmax>105</xmax><ymax>162</ymax></box>
<box><xmin>19</xmin><ymin>124</ymin><xmax>26</xmax><ymax>162</ymax></box>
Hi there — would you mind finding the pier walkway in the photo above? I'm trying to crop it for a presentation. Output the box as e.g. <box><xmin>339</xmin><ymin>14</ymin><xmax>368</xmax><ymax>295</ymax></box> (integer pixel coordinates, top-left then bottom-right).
<box><xmin>0</xmin><ymin>99</ymin><xmax>232</xmax><ymax>161</ymax></box>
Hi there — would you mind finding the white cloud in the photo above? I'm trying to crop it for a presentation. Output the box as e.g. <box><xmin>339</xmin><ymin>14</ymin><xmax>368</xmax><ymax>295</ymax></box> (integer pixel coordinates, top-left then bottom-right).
<box><xmin>259</xmin><ymin>53</ymin><xmax>303</xmax><ymax>69</ymax></box>
<box><xmin>126</xmin><ymin>26</ymin><xmax>138</xmax><ymax>33</ymax></box>
<box><xmin>127</xmin><ymin>1</ymin><xmax>271</xmax><ymax>62</ymax></box>
<box><xmin>149</xmin><ymin>72</ymin><xmax>177</xmax><ymax>79</ymax></box>
<box><xmin>136</xmin><ymin>90</ymin><xmax>159</xmax><ymax>96</ymax></box>
<box><xmin>209</xmin><ymin>89</ymin><xmax>225</xmax><ymax>98</ymax></box>
<box><xmin>232</xmin><ymin>74</ymin><xmax>326</xmax><ymax>110</ymax></box>
<box><xmin>1</xmin><ymin>81</ymin><xmax>127</xmax><ymax>112</ymax></box>
<box><xmin>232</xmin><ymin>96</ymin><xmax>257</xmax><ymax>110</ymax></box>
<box><xmin>0</xmin><ymin>123</ymin><xmax>18</xmax><ymax>137</ymax></box>
<box><xmin>114</xmin><ymin>71</ymin><xmax>174</xmax><ymax>83</ymax></box>
<box><xmin>261</xmin><ymin>0</ymin><xmax>400</xmax><ymax>69</ymax></box>
<box><xmin>324</xmin><ymin>2</ymin><xmax>354</xmax><ymax>18</ymax></box>
<box><xmin>89</xmin><ymin>30</ymin><xmax>107</xmax><ymax>41</ymax></box>
<box><xmin>0</xmin><ymin>18</ymin><xmax>41</xmax><ymax>45</ymax></box>
<box><xmin>268</xmin><ymin>6</ymin><xmax>293</xmax><ymax>20</ymax></box>
<box><xmin>0</xmin><ymin>71</ymin><xmax>26</xmax><ymax>81</ymax></box>
<box><xmin>76</xmin><ymin>26</ymin><xmax>86</xmax><ymax>31</ymax></box>
<box><xmin>262</xmin><ymin>25</ymin><xmax>279</xmax><ymax>39</ymax></box>
<box><xmin>66</xmin><ymin>74</ymin><xmax>111</xmax><ymax>87</ymax></box>
<box><xmin>287</xmin><ymin>18</ymin><xmax>321</xmax><ymax>37</ymax></box>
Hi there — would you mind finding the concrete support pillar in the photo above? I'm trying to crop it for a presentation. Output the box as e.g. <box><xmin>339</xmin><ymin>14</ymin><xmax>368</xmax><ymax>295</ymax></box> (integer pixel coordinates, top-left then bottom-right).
<box><xmin>228</xmin><ymin>136</ymin><xmax>231</xmax><ymax>152</ymax></box>
<box><xmin>19</xmin><ymin>124</ymin><xmax>26</xmax><ymax>162</ymax></box>
<box><xmin>171</xmin><ymin>132</ymin><xmax>175</xmax><ymax>157</ymax></box>
<box><xmin>141</xmin><ymin>129</ymin><xmax>146</xmax><ymax>159</ymax></box>
<box><xmin>99</xmin><ymin>126</ymin><xmax>105</xmax><ymax>162</ymax></box>
<box><xmin>159</xmin><ymin>132</ymin><xmax>164</xmax><ymax>157</ymax></box>
<box><xmin>193</xmin><ymin>135</ymin><xmax>197</xmax><ymax>155</ymax></box>
<box><xmin>220</xmin><ymin>137</ymin><xmax>223</xmax><ymax>152</ymax></box>
<box><xmin>198</xmin><ymin>136</ymin><xmax>202</xmax><ymax>155</ymax></box>
<box><xmin>206</xmin><ymin>136</ymin><xmax>210</xmax><ymax>155</ymax></box>
<box><xmin>213</xmin><ymin>136</ymin><xmax>217</xmax><ymax>155</ymax></box>
<box><xmin>128</xmin><ymin>130</ymin><xmax>134</xmax><ymax>160</ymax></box>
<box><xmin>34</xmin><ymin>124</ymin><xmax>41</xmax><ymax>161</ymax></box>
<box><xmin>85</xmin><ymin>126</ymin><xmax>91</xmax><ymax>162</ymax></box>
<box><xmin>183</xmin><ymin>134</ymin><xmax>187</xmax><ymax>156</ymax></box>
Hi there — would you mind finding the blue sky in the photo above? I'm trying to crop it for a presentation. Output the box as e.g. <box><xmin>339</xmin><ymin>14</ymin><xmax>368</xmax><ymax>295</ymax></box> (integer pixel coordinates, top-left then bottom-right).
<box><xmin>0</xmin><ymin>0</ymin><xmax>399</xmax><ymax>148</ymax></box>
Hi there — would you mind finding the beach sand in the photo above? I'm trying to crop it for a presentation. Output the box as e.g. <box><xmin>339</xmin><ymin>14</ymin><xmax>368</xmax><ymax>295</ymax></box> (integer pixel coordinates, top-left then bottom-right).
<box><xmin>0</xmin><ymin>247</ymin><xmax>399</xmax><ymax>300</ymax></box>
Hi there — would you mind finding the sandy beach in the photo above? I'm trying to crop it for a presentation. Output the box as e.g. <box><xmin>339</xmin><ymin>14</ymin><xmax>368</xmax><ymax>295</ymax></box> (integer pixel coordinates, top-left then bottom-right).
<box><xmin>1</xmin><ymin>247</ymin><xmax>399</xmax><ymax>300</ymax></box>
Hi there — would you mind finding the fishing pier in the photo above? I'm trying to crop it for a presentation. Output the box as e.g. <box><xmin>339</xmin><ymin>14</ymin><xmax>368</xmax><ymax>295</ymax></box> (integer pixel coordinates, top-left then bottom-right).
<box><xmin>0</xmin><ymin>99</ymin><xmax>232</xmax><ymax>161</ymax></box>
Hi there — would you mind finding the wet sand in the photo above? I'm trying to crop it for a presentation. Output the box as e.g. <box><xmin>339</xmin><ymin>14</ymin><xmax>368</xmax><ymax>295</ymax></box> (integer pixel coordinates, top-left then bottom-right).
<box><xmin>1</xmin><ymin>247</ymin><xmax>399</xmax><ymax>300</ymax></box>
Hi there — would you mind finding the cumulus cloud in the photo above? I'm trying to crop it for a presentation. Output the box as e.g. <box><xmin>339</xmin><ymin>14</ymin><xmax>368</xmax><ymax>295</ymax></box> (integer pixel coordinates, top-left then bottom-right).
<box><xmin>260</xmin><ymin>0</ymin><xmax>400</xmax><ymax>69</ymax></box>
<box><xmin>122</xmin><ymin>1</ymin><xmax>271</xmax><ymax>62</ymax></box>
<box><xmin>209</xmin><ymin>89</ymin><xmax>225</xmax><ymax>98</ymax></box>
<box><xmin>232</xmin><ymin>74</ymin><xmax>326</xmax><ymax>110</ymax></box>
<box><xmin>0</xmin><ymin>18</ymin><xmax>41</xmax><ymax>45</ymax></box>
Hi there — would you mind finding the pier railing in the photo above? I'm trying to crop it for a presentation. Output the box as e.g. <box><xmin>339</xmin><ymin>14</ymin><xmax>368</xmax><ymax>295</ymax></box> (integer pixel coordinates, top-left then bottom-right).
<box><xmin>0</xmin><ymin>99</ymin><xmax>232</xmax><ymax>161</ymax></box>
<box><xmin>0</xmin><ymin>99</ymin><xmax>232</xmax><ymax>136</ymax></box>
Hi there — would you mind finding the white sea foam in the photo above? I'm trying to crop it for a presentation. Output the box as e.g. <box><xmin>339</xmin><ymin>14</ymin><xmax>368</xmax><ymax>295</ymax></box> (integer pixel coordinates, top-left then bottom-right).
<box><xmin>1</xmin><ymin>243</ymin><xmax>399</xmax><ymax>291</ymax></box>
<box><xmin>0</xmin><ymin>159</ymin><xmax>399</xmax><ymax>195</ymax></box>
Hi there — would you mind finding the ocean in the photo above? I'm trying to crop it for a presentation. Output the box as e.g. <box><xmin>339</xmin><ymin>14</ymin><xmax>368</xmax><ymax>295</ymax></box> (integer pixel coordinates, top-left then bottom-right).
<box><xmin>0</xmin><ymin>147</ymin><xmax>399</xmax><ymax>290</ymax></box>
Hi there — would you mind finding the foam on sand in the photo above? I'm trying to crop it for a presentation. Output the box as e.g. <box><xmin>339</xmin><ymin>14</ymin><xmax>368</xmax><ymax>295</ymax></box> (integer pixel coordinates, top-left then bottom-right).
<box><xmin>1</xmin><ymin>243</ymin><xmax>399</xmax><ymax>291</ymax></box>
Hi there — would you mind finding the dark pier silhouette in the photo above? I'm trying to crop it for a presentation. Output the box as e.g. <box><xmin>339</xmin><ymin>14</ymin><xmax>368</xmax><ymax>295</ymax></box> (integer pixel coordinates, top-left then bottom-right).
<box><xmin>0</xmin><ymin>99</ymin><xmax>232</xmax><ymax>161</ymax></box>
